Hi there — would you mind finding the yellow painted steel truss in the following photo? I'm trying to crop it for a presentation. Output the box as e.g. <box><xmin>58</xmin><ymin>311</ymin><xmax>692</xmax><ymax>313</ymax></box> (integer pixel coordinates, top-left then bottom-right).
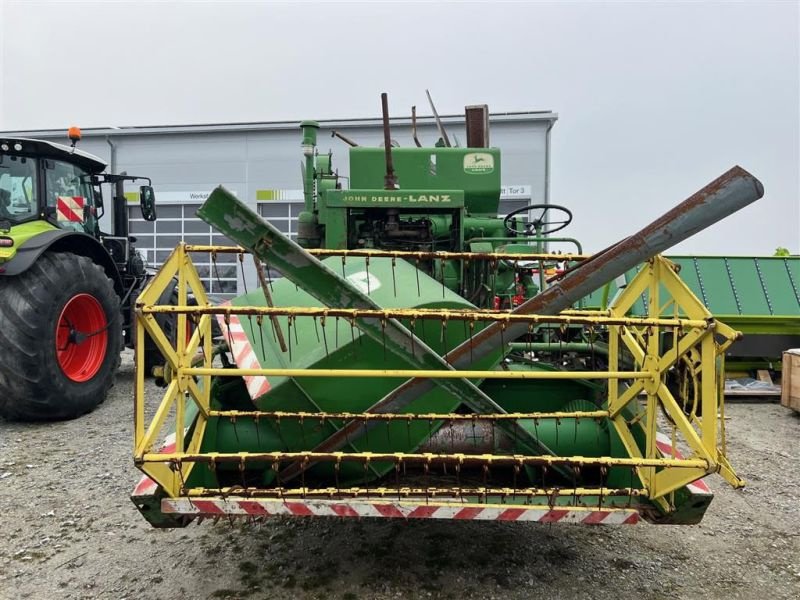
<box><xmin>134</xmin><ymin>244</ymin><xmax>743</xmax><ymax>505</ymax></box>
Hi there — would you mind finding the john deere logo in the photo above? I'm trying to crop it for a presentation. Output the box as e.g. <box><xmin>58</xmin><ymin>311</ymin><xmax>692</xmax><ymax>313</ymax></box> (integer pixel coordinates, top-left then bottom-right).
<box><xmin>463</xmin><ymin>152</ymin><xmax>494</xmax><ymax>174</ymax></box>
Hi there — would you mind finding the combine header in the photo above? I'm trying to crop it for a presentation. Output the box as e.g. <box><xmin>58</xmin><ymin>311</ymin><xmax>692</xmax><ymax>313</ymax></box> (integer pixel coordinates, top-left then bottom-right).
<box><xmin>132</xmin><ymin>95</ymin><xmax>763</xmax><ymax>527</ymax></box>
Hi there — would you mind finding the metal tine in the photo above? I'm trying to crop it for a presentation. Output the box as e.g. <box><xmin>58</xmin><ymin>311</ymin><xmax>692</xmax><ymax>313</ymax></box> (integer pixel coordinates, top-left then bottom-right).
<box><xmin>482</xmin><ymin>463</ymin><xmax>489</xmax><ymax>504</ymax></box>
<box><xmin>210</xmin><ymin>458</ymin><xmax>220</xmax><ymax>497</ymax></box>
<box><xmin>491</xmin><ymin>259</ymin><xmax>498</xmax><ymax>299</ymax></box>
<box><xmin>469</xmin><ymin>320</ymin><xmax>475</xmax><ymax>363</ymax></box>
<box><xmin>300</xmin><ymin>457</ymin><xmax>307</xmax><ymax>499</ymax></box>
<box><xmin>440</xmin><ymin>260</ymin><xmax>446</xmax><ymax>298</ymax></box>
<box><xmin>365</xmin><ymin>256</ymin><xmax>371</xmax><ymax>295</ymax></box>
<box><xmin>574</xmin><ymin>414</ymin><xmax>579</xmax><ymax>445</ymax></box>
<box><xmin>274</xmin><ymin>415</ymin><xmax>290</xmax><ymax>450</ymax></box>
<box><xmin>273</xmin><ymin>459</ymin><xmax>283</xmax><ymax>494</ymax></box>
<box><xmin>598</xmin><ymin>466</ymin><xmax>607</xmax><ymax>509</ymax></box>
<box><xmin>381</xmin><ymin>318</ymin><xmax>387</xmax><ymax>361</ymax></box>
<box><xmin>238</xmin><ymin>252</ymin><xmax>256</xmax><ymax>347</ymax></box>
<box><xmin>349</xmin><ymin>317</ymin><xmax>356</xmax><ymax>345</ymax></box>
<box><xmin>254</xmin><ymin>414</ymin><xmax>261</xmax><ymax>449</ymax></box>
<box><xmin>395</xmin><ymin>462</ymin><xmax>401</xmax><ymax>502</ymax></box>
<box><xmin>211</xmin><ymin>251</ymin><xmax>223</xmax><ymax>293</ymax></box>
<box><xmin>572</xmin><ymin>466</ymin><xmax>580</xmax><ymax>507</ymax></box>
<box><xmin>264</xmin><ymin>260</ymin><xmax>273</xmax><ymax>292</ymax></box>
<box><xmin>627</xmin><ymin>467</ymin><xmax>635</xmax><ymax>508</ymax></box>
<box><xmin>239</xmin><ymin>456</ymin><xmax>248</xmax><ymax>491</ymax></box>
<box><xmin>391</xmin><ymin>257</ymin><xmax>397</xmax><ymax>297</ymax></box>
<box><xmin>292</xmin><ymin>315</ymin><xmax>299</xmax><ymax>347</ymax></box>
<box><xmin>176</xmin><ymin>460</ymin><xmax>191</xmax><ymax>502</ymax></box>
<box><xmin>527</xmin><ymin>323</ymin><xmax>533</xmax><ymax>354</ymax></box>
<box><xmin>256</xmin><ymin>315</ymin><xmax>265</xmax><ymax>359</ymax></box>
<box><xmin>341</xmin><ymin>255</ymin><xmax>346</xmax><ymax>278</ymax></box>
<box><xmin>441</xmin><ymin>318</ymin><xmax>448</xmax><ymax>364</ymax></box>
<box><xmin>267</xmin><ymin>310</ymin><xmax>278</xmax><ymax>343</ymax></box>
<box><xmin>415</xmin><ymin>259</ymin><xmax>421</xmax><ymax>296</ymax></box>
<box><xmin>313</xmin><ymin>316</ymin><xmax>320</xmax><ymax>342</ymax></box>
<box><xmin>231</xmin><ymin>415</ymin><xmax>240</xmax><ymax>444</ymax></box>
<box><xmin>555</xmin><ymin>417</ymin><xmax>560</xmax><ymax>448</ymax></box>
<box><xmin>335</xmin><ymin>316</ymin><xmax>340</xmax><ymax>350</ymax></box>
<box><xmin>409</xmin><ymin>319</ymin><xmax>416</xmax><ymax>358</ymax></box>
<box><xmin>223</xmin><ymin>313</ymin><xmax>234</xmax><ymax>358</ymax></box>
<box><xmin>363</xmin><ymin>461</ymin><xmax>370</xmax><ymax>500</ymax></box>
<box><xmin>423</xmin><ymin>460</ymin><xmax>430</xmax><ymax>503</ymax></box>
<box><xmin>287</xmin><ymin>317</ymin><xmax>293</xmax><ymax>362</ymax></box>
<box><xmin>320</xmin><ymin>316</ymin><xmax>329</xmax><ymax>356</ymax></box>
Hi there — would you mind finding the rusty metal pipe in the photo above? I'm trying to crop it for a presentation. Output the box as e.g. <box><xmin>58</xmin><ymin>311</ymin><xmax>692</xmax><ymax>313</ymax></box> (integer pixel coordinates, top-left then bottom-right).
<box><xmin>381</xmin><ymin>92</ymin><xmax>397</xmax><ymax>189</ymax></box>
<box><xmin>331</xmin><ymin>130</ymin><xmax>359</xmax><ymax>147</ymax></box>
<box><xmin>411</xmin><ymin>105</ymin><xmax>422</xmax><ymax>147</ymax></box>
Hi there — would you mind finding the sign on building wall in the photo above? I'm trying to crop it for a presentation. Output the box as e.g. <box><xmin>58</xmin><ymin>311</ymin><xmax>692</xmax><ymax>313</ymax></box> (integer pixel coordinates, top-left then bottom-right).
<box><xmin>125</xmin><ymin>190</ymin><xmax>238</xmax><ymax>203</ymax></box>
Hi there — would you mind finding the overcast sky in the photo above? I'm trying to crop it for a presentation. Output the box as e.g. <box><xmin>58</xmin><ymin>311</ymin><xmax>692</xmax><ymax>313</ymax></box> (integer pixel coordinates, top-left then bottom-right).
<box><xmin>1</xmin><ymin>0</ymin><xmax>798</xmax><ymax>255</ymax></box>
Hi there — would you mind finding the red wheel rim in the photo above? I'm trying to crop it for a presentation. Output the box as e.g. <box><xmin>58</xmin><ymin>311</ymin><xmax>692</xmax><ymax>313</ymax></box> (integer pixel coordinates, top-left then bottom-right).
<box><xmin>56</xmin><ymin>293</ymin><xmax>108</xmax><ymax>382</ymax></box>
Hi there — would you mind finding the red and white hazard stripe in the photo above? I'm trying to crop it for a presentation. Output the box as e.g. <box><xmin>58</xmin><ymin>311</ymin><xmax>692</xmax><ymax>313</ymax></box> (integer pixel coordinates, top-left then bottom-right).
<box><xmin>161</xmin><ymin>497</ymin><xmax>640</xmax><ymax>524</ymax></box>
<box><xmin>131</xmin><ymin>432</ymin><xmax>178</xmax><ymax>497</ymax></box>
<box><xmin>655</xmin><ymin>432</ymin><xmax>711</xmax><ymax>494</ymax></box>
<box><xmin>56</xmin><ymin>196</ymin><xmax>85</xmax><ymax>223</ymax></box>
<box><xmin>216</xmin><ymin>304</ymin><xmax>271</xmax><ymax>399</ymax></box>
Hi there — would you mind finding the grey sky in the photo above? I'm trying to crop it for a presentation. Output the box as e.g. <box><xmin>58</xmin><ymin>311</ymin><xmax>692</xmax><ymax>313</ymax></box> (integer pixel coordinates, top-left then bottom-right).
<box><xmin>1</xmin><ymin>0</ymin><xmax>798</xmax><ymax>255</ymax></box>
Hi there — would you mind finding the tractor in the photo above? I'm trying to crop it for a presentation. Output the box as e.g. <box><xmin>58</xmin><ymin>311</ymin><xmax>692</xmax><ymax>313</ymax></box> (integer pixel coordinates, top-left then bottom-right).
<box><xmin>0</xmin><ymin>130</ymin><xmax>159</xmax><ymax>420</ymax></box>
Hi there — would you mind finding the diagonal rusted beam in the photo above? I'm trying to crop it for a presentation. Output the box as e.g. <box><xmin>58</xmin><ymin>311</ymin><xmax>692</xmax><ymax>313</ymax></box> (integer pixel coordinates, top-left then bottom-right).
<box><xmin>273</xmin><ymin>165</ymin><xmax>763</xmax><ymax>482</ymax></box>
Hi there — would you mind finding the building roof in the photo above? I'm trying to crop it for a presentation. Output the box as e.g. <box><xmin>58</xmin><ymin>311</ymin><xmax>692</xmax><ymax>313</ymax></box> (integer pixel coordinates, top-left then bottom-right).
<box><xmin>0</xmin><ymin>111</ymin><xmax>558</xmax><ymax>139</ymax></box>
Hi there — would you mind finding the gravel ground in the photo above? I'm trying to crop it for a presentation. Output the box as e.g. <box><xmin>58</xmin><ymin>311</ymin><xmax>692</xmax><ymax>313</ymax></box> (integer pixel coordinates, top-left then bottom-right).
<box><xmin>1</xmin><ymin>350</ymin><xmax>799</xmax><ymax>600</ymax></box>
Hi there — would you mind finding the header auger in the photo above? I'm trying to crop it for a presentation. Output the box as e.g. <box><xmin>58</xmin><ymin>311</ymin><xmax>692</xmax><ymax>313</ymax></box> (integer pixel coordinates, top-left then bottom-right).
<box><xmin>132</xmin><ymin>94</ymin><xmax>762</xmax><ymax>528</ymax></box>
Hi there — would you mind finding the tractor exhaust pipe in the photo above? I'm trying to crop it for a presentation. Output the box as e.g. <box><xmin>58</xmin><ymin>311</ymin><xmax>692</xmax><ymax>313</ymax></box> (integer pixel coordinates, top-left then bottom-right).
<box><xmin>381</xmin><ymin>93</ymin><xmax>398</xmax><ymax>190</ymax></box>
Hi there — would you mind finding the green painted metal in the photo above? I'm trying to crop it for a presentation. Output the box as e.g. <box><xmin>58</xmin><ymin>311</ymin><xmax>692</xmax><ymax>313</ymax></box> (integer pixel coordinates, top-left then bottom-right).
<box><xmin>164</xmin><ymin>110</ymin><xmax>767</xmax><ymax>527</ymax></box>
<box><xmin>197</xmin><ymin>186</ymin><xmax>573</xmax><ymax>482</ymax></box>
<box><xmin>0</xmin><ymin>220</ymin><xmax>58</xmax><ymax>263</ymax></box>
<box><xmin>349</xmin><ymin>147</ymin><xmax>501</xmax><ymax>215</ymax></box>
<box><xmin>582</xmin><ymin>256</ymin><xmax>800</xmax><ymax>337</ymax></box>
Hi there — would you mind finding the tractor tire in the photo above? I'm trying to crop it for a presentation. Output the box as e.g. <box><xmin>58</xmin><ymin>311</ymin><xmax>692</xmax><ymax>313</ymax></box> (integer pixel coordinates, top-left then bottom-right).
<box><xmin>142</xmin><ymin>280</ymin><xmax>196</xmax><ymax>377</ymax></box>
<box><xmin>0</xmin><ymin>252</ymin><xmax>121</xmax><ymax>421</ymax></box>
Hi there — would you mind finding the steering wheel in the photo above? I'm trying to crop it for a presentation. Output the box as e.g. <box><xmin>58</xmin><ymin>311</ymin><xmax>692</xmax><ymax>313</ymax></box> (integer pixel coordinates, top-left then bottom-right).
<box><xmin>503</xmin><ymin>204</ymin><xmax>573</xmax><ymax>236</ymax></box>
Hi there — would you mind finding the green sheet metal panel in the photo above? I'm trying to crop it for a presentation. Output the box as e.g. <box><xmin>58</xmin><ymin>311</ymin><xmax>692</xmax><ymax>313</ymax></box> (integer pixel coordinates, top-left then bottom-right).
<box><xmin>579</xmin><ymin>256</ymin><xmax>800</xmax><ymax>336</ymax></box>
<box><xmin>691</xmin><ymin>258</ymin><xmax>740</xmax><ymax>315</ymax></box>
<box><xmin>753</xmin><ymin>257</ymin><xmax>800</xmax><ymax>315</ymax></box>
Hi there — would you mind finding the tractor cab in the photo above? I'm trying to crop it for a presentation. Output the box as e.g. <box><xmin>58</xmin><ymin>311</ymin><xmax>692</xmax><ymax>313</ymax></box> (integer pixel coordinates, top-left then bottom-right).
<box><xmin>0</xmin><ymin>132</ymin><xmax>157</xmax><ymax>274</ymax></box>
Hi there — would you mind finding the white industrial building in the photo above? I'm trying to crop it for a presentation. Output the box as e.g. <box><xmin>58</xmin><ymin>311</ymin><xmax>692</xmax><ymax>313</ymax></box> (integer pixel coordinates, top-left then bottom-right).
<box><xmin>3</xmin><ymin>110</ymin><xmax>557</xmax><ymax>295</ymax></box>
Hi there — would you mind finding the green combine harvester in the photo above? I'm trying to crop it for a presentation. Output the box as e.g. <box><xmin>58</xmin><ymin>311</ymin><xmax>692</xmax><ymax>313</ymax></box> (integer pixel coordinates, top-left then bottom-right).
<box><xmin>133</xmin><ymin>94</ymin><xmax>783</xmax><ymax>528</ymax></box>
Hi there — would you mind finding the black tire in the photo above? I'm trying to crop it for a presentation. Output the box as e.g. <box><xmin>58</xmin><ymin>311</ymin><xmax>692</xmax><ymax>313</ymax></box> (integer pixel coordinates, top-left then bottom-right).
<box><xmin>0</xmin><ymin>252</ymin><xmax>121</xmax><ymax>421</ymax></box>
<box><xmin>142</xmin><ymin>280</ymin><xmax>196</xmax><ymax>377</ymax></box>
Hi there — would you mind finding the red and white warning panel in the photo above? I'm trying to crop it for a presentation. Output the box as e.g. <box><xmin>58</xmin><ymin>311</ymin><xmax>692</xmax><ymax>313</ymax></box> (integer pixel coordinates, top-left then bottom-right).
<box><xmin>56</xmin><ymin>196</ymin><xmax>85</xmax><ymax>223</ymax></box>
<box><xmin>161</xmin><ymin>497</ymin><xmax>640</xmax><ymax>525</ymax></box>
<box><xmin>215</xmin><ymin>304</ymin><xmax>271</xmax><ymax>399</ymax></box>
